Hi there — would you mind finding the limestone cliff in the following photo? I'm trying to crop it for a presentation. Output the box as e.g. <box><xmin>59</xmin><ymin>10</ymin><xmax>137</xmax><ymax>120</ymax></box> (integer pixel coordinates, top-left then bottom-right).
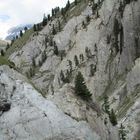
<box><xmin>0</xmin><ymin>0</ymin><xmax>140</xmax><ymax>139</ymax></box>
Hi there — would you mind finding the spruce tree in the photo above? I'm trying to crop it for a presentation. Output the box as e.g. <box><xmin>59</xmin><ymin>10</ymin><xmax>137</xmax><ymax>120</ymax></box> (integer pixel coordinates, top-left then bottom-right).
<box><xmin>103</xmin><ymin>95</ymin><xmax>110</xmax><ymax>114</ymax></box>
<box><xmin>1</xmin><ymin>50</ymin><xmax>5</xmax><ymax>56</ymax></box>
<box><xmin>109</xmin><ymin>108</ymin><xmax>117</xmax><ymax>126</ymax></box>
<box><xmin>58</xmin><ymin>20</ymin><xmax>61</xmax><ymax>31</ymax></box>
<box><xmin>75</xmin><ymin>0</ymin><xmax>77</xmax><ymax>5</ymax></box>
<box><xmin>54</xmin><ymin>41</ymin><xmax>59</xmax><ymax>55</ymax></box>
<box><xmin>60</xmin><ymin>70</ymin><xmax>65</xmax><ymax>82</ymax></box>
<box><xmin>24</xmin><ymin>27</ymin><xmax>28</xmax><ymax>32</ymax></box>
<box><xmin>75</xmin><ymin>72</ymin><xmax>92</xmax><ymax>100</ymax></box>
<box><xmin>66</xmin><ymin>0</ymin><xmax>70</xmax><ymax>10</ymax></box>
<box><xmin>119</xmin><ymin>123</ymin><xmax>127</xmax><ymax>140</ymax></box>
<box><xmin>32</xmin><ymin>57</ymin><xmax>36</xmax><ymax>67</ymax></box>
<box><xmin>52</xmin><ymin>24</ymin><xmax>56</xmax><ymax>35</ymax></box>
<box><xmin>52</xmin><ymin>8</ymin><xmax>55</xmax><ymax>16</ymax></box>
<box><xmin>20</xmin><ymin>30</ymin><xmax>23</xmax><ymax>37</ymax></box>
<box><xmin>42</xmin><ymin>14</ymin><xmax>47</xmax><ymax>26</ymax></box>
<box><xmin>68</xmin><ymin>60</ymin><xmax>72</xmax><ymax>73</ymax></box>
<box><xmin>33</xmin><ymin>24</ymin><xmax>37</xmax><ymax>31</ymax></box>
<box><xmin>74</xmin><ymin>55</ymin><xmax>79</xmax><ymax>66</ymax></box>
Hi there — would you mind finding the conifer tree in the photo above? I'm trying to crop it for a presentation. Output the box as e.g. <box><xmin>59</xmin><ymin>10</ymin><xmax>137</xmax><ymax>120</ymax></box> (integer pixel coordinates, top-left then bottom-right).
<box><xmin>42</xmin><ymin>14</ymin><xmax>47</xmax><ymax>26</ymax></box>
<box><xmin>16</xmin><ymin>35</ymin><xmax>18</xmax><ymax>39</ymax></box>
<box><xmin>68</xmin><ymin>60</ymin><xmax>72</xmax><ymax>73</ymax></box>
<box><xmin>52</xmin><ymin>8</ymin><xmax>55</xmax><ymax>16</ymax></box>
<box><xmin>1</xmin><ymin>50</ymin><xmax>5</xmax><ymax>56</ymax></box>
<box><xmin>109</xmin><ymin>108</ymin><xmax>117</xmax><ymax>126</ymax></box>
<box><xmin>103</xmin><ymin>95</ymin><xmax>110</xmax><ymax>114</ymax></box>
<box><xmin>48</xmin><ymin>14</ymin><xmax>51</xmax><ymax>21</ymax></box>
<box><xmin>24</xmin><ymin>27</ymin><xmax>28</xmax><ymax>32</ymax></box>
<box><xmin>52</xmin><ymin>24</ymin><xmax>56</xmax><ymax>35</ymax></box>
<box><xmin>74</xmin><ymin>55</ymin><xmax>79</xmax><ymax>66</ymax></box>
<box><xmin>58</xmin><ymin>20</ymin><xmax>61</xmax><ymax>31</ymax></box>
<box><xmin>60</xmin><ymin>70</ymin><xmax>65</xmax><ymax>82</ymax></box>
<box><xmin>75</xmin><ymin>72</ymin><xmax>92</xmax><ymax>100</ymax></box>
<box><xmin>75</xmin><ymin>0</ymin><xmax>77</xmax><ymax>5</ymax></box>
<box><xmin>66</xmin><ymin>0</ymin><xmax>70</xmax><ymax>10</ymax></box>
<box><xmin>119</xmin><ymin>123</ymin><xmax>127</xmax><ymax>140</ymax></box>
<box><xmin>32</xmin><ymin>57</ymin><xmax>36</xmax><ymax>67</ymax></box>
<box><xmin>20</xmin><ymin>30</ymin><xmax>23</xmax><ymax>37</ymax></box>
<box><xmin>61</xmin><ymin>8</ymin><xmax>65</xmax><ymax>16</ymax></box>
<box><xmin>33</xmin><ymin>24</ymin><xmax>37</xmax><ymax>31</ymax></box>
<box><xmin>54</xmin><ymin>41</ymin><xmax>59</xmax><ymax>55</ymax></box>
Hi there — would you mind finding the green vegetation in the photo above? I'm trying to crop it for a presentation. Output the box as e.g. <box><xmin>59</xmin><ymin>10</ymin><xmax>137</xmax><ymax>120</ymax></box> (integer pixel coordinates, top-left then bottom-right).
<box><xmin>103</xmin><ymin>95</ymin><xmax>118</xmax><ymax>126</ymax></box>
<box><xmin>0</xmin><ymin>56</ymin><xmax>15</xmax><ymax>67</ymax></box>
<box><xmin>119</xmin><ymin>123</ymin><xmax>127</xmax><ymax>140</ymax></box>
<box><xmin>61</xmin><ymin>0</ymin><xmax>88</xmax><ymax>23</ymax></box>
<box><xmin>5</xmin><ymin>28</ymin><xmax>34</xmax><ymax>57</ymax></box>
<box><xmin>103</xmin><ymin>95</ymin><xmax>110</xmax><ymax>114</ymax></box>
<box><xmin>109</xmin><ymin>108</ymin><xmax>117</xmax><ymax>126</ymax></box>
<box><xmin>74</xmin><ymin>55</ymin><xmax>79</xmax><ymax>66</ymax></box>
<box><xmin>74</xmin><ymin>71</ymin><xmax>92</xmax><ymax>100</ymax></box>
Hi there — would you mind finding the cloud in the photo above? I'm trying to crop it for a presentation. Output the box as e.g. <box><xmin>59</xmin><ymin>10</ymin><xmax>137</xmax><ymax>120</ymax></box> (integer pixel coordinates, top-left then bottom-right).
<box><xmin>0</xmin><ymin>15</ymin><xmax>10</xmax><ymax>22</ymax></box>
<box><xmin>0</xmin><ymin>0</ymin><xmax>74</xmax><ymax>39</ymax></box>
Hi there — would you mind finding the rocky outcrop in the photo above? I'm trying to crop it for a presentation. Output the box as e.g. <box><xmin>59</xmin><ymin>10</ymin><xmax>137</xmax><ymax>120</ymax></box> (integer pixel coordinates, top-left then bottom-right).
<box><xmin>0</xmin><ymin>66</ymin><xmax>104</xmax><ymax>140</ymax></box>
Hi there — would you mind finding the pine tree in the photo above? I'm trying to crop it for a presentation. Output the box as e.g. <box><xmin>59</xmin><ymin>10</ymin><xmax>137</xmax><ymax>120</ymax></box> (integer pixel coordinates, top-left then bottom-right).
<box><xmin>24</xmin><ymin>27</ymin><xmax>28</xmax><ymax>32</ymax></box>
<box><xmin>32</xmin><ymin>57</ymin><xmax>36</xmax><ymax>67</ymax></box>
<box><xmin>61</xmin><ymin>8</ymin><xmax>65</xmax><ymax>16</ymax></box>
<box><xmin>52</xmin><ymin>8</ymin><xmax>55</xmax><ymax>16</ymax></box>
<box><xmin>74</xmin><ymin>55</ymin><xmax>79</xmax><ymax>66</ymax></box>
<box><xmin>54</xmin><ymin>41</ymin><xmax>59</xmax><ymax>55</ymax></box>
<box><xmin>119</xmin><ymin>124</ymin><xmax>127</xmax><ymax>140</ymax></box>
<box><xmin>48</xmin><ymin>14</ymin><xmax>51</xmax><ymax>21</ymax></box>
<box><xmin>41</xmin><ymin>51</ymin><xmax>47</xmax><ymax>63</ymax></box>
<box><xmin>1</xmin><ymin>50</ymin><xmax>5</xmax><ymax>56</ymax></box>
<box><xmin>20</xmin><ymin>30</ymin><xmax>23</xmax><ymax>37</ymax></box>
<box><xmin>60</xmin><ymin>70</ymin><xmax>65</xmax><ymax>82</ymax></box>
<box><xmin>68</xmin><ymin>60</ymin><xmax>72</xmax><ymax>73</ymax></box>
<box><xmin>75</xmin><ymin>72</ymin><xmax>92</xmax><ymax>100</ymax></box>
<box><xmin>58</xmin><ymin>20</ymin><xmax>61</xmax><ymax>31</ymax></box>
<box><xmin>16</xmin><ymin>35</ymin><xmax>18</xmax><ymax>39</ymax></box>
<box><xmin>42</xmin><ymin>14</ymin><xmax>47</xmax><ymax>26</ymax></box>
<box><xmin>52</xmin><ymin>24</ymin><xmax>56</xmax><ymax>35</ymax></box>
<box><xmin>33</xmin><ymin>24</ymin><xmax>37</xmax><ymax>31</ymax></box>
<box><xmin>75</xmin><ymin>0</ymin><xmax>77</xmax><ymax>5</ymax></box>
<box><xmin>103</xmin><ymin>95</ymin><xmax>110</xmax><ymax>114</ymax></box>
<box><xmin>66</xmin><ymin>0</ymin><xmax>70</xmax><ymax>10</ymax></box>
<box><xmin>109</xmin><ymin>108</ymin><xmax>117</xmax><ymax>126</ymax></box>
<box><xmin>49</xmin><ymin>37</ymin><xmax>53</xmax><ymax>46</ymax></box>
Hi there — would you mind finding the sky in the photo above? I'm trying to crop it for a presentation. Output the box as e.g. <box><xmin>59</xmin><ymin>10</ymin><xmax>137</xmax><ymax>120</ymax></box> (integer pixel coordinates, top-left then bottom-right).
<box><xmin>0</xmin><ymin>0</ymin><xmax>74</xmax><ymax>39</ymax></box>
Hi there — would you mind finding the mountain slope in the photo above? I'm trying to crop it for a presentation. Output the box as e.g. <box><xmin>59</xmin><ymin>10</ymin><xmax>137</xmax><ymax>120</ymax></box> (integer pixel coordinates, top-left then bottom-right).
<box><xmin>1</xmin><ymin>0</ymin><xmax>140</xmax><ymax>139</ymax></box>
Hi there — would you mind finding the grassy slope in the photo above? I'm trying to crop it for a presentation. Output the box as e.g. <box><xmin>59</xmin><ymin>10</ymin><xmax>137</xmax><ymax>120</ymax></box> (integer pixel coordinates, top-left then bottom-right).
<box><xmin>5</xmin><ymin>28</ymin><xmax>34</xmax><ymax>57</ymax></box>
<box><xmin>0</xmin><ymin>28</ymin><xmax>34</xmax><ymax>67</ymax></box>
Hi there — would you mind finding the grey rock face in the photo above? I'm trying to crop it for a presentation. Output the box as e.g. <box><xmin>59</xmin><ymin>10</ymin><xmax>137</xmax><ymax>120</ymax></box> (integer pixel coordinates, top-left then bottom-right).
<box><xmin>1</xmin><ymin>0</ymin><xmax>140</xmax><ymax>139</ymax></box>
<box><xmin>0</xmin><ymin>66</ymin><xmax>101</xmax><ymax>140</ymax></box>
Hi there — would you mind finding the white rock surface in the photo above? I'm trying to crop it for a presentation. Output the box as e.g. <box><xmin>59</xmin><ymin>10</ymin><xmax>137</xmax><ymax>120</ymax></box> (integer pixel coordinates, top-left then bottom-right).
<box><xmin>0</xmin><ymin>66</ymin><xmax>101</xmax><ymax>140</ymax></box>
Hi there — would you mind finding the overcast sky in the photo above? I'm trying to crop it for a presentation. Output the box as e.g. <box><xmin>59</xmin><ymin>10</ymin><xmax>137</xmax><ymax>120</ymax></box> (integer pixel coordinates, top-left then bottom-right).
<box><xmin>0</xmin><ymin>0</ymin><xmax>74</xmax><ymax>39</ymax></box>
